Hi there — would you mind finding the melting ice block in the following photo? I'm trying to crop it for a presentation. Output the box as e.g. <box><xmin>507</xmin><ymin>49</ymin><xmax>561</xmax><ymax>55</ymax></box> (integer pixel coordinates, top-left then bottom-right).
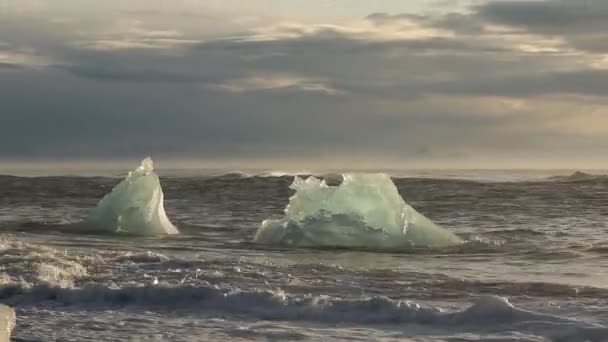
<box><xmin>85</xmin><ymin>157</ymin><xmax>178</xmax><ymax>235</ymax></box>
<box><xmin>254</xmin><ymin>174</ymin><xmax>461</xmax><ymax>249</ymax></box>
<box><xmin>0</xmin><ymin>304</ymin><xmax>15</xmax><ymax>342</ymax></box>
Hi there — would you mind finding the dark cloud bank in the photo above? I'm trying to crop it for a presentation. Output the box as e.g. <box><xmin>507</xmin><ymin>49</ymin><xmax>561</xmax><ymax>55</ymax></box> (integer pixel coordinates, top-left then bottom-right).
<box><xmin>1</xmin><ymin>0</ymin><xmax>608</xmax><ymax>167</ymax></box>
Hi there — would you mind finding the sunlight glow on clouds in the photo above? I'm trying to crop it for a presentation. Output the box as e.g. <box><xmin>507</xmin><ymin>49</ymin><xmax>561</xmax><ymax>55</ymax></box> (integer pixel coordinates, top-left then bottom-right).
<box><xmin>214</xmin><ymin>73</ymin><xmax>341</xmax><ymax>95</ymax></box>
<box><xmin>1</xmin><ymin>0</ymin><xmax>608</xmax><ymax>167</ymax></box>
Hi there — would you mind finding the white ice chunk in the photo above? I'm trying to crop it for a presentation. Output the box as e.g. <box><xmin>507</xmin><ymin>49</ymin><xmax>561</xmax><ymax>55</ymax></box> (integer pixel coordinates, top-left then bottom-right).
<box><xmin>0</xmin><ymin>304</ymin><xmax>15</xmax><ymax>342</ymax></box>
<box><xmin>254</xmin><ymin>174</ymin><xmax>461</xmax><ymax>249</ymax></box>
<box><xmin>85</xmin><ymin>157</ymin><xmax>178</xmax><ymax>235</ymax></box>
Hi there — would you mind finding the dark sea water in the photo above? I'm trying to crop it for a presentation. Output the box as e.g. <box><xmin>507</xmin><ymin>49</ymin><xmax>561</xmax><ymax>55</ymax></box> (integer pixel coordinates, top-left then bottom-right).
<box><xmin>1</xmin><ymin>169</ymin><xmax>608</xmax><ymax>341</ymax></box>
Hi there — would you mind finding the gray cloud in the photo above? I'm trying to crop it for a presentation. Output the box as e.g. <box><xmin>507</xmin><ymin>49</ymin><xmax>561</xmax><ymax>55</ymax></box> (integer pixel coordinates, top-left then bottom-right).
<box><xmin>418</xmin><ymin>69</ymin><xmax>608</xmax><ymax>98</ymax></box>
<box><xmin>476</xmin><ymin>0</ymin><xmax>608</xmax><ymax>52</ymax></box>
<box><xmin>367</xmin><ymin>11</ymin><xmax>486</xmax><ymax>35</ymax></box>
<box><xmin>1</xmin><ymin>2</ymin><xmax>608</xmax><ymax>166</ymax></box>
<box><xmin>477</xmin><ymin>1</ymin><xmax>608</xmax><ymax>33</ymax></box>
<box><xmin>366</xmin><ymin>13</ymin><xmax>427</xmax><ymax>24</ymax></box>
<box><xmin>369</xmin><ymin>1</ymin><xmax>608</xmax><ymax>53</ymax></box>
<box><xmin>54</xmin><ymin>64</ymin><xmax>223</xmax><ymax>83</ymax></box>
<box><xmin>0</xmin><ymin>62</ymin><xmax>22</xmax><ymax>69</ymax></box>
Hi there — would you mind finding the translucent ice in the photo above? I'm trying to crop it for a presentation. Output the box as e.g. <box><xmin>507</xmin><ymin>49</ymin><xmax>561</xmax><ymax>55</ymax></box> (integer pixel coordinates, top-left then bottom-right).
<box><xmin>254</xmin><ymin>174</ymin><xmax>461</xmax><ymax>249</ymax></box>
<box><xmin>85</xmin><ymin>157</ymin><xmax>178</xmax><ymax>235</ymax></box>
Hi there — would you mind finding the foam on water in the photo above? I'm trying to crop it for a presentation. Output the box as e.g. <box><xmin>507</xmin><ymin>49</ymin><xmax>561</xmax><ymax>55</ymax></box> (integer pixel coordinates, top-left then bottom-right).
<box><xmin>83</xmin><ymin>157</ymin><xmax>178</xmax><ymax>235</ymax></box>
<box><xmin>0</xmin><ymin>237</ymin><xmax>88</xmax><ymax>289</ymax></box>
<box><xmin>255</xmin><ymin>174</ymin><xmax>461</xmax><ymax>249</ymax></box>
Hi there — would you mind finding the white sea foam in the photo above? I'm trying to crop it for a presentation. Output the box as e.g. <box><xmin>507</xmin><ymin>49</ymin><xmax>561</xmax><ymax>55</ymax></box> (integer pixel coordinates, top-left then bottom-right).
<box><xmin>0</xmin><ymin>237</ymin><xmax>88</xmax><ymax>289</ymax></box>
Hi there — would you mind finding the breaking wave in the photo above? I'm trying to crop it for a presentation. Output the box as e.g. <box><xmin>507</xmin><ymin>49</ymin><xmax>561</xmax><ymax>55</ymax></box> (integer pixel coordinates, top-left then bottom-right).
<box><xmin>0</xmin><ymin>283</ymin><xmax>605</xmax><ymax>340</ymax></box>
<box><xmin>0</xmin><ymin>237</ymin><xmax>88</xmax><ymax>288</ymax></box>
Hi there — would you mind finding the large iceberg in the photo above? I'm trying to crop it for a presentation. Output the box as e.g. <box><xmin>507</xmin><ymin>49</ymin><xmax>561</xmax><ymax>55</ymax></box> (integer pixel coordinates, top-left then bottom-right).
<box><xmin>84</xmin><ymin>157</ymin><xmax>178</xmax><ymax>235</ymax></box>
<box><xmin>254</xmin><ymin>174</ymin><xmax>461</xmax><ymax>249</ymax></box>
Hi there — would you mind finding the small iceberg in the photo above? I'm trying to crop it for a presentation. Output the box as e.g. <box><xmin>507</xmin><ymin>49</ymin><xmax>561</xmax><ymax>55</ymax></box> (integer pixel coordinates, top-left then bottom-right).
<box><xmin>254</xmin><ymin>173</ymin><xmax>461</xmax><ymax>249</ymax></box>
<box><xmin>84</xmin><ymin>157</ymin><xmax>178</xmax><ymax>235</ymax></box>
<box><xmin>0</xmin><ymin>304</ymin><xmax>15</xmax><ymax>341</ymax></box>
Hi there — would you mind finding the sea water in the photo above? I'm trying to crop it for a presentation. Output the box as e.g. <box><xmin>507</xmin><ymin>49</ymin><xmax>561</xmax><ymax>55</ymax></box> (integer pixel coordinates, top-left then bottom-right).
<box><xmin>1</xmin><ymin>168</ymin><xmax>608</xmax><ymax>341</ymax></box>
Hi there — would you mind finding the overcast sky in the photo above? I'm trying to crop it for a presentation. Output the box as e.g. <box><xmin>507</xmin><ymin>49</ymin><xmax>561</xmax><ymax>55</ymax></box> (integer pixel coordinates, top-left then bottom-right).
<box><xmin>1</xmin><ymin>0</ymin><xmax>608</xmax><ymax>169</ymax></box>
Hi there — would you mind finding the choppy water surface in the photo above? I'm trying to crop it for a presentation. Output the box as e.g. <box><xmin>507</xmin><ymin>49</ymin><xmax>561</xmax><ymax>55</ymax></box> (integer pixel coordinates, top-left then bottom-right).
<box><xmin>1</xmin><ymin>169</ymin><xmax>608</xmax><ymax>341</ymax></box>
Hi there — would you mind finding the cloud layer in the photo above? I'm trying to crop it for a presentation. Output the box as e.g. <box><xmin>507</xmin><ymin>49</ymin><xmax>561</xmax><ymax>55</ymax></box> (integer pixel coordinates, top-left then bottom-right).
<box><xmin>1</xmin><ymin>1</ymin><xmax>607</xmax><ymax>167</ymax></box>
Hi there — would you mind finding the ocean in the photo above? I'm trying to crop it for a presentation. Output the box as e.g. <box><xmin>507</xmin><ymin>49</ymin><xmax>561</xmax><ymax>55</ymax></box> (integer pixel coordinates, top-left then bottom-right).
<box><xmin>1</xmin><ymin>168</ymin><xmax>608</xmax><ymax>341</ymax></box>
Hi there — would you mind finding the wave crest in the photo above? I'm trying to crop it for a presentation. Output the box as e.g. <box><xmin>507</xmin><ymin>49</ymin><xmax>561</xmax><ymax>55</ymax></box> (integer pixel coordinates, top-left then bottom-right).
<box><xmin>1</xmin><ymin>283</ymin><xmax>605</xmax><ymax>340</ymax></box>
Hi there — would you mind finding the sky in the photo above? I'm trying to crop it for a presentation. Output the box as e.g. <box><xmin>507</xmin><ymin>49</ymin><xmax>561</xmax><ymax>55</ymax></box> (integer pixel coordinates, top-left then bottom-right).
<box><xmin>1</xmin><ymin>0</ymin><xmax>608</xmax><ymax>169</ymax></box>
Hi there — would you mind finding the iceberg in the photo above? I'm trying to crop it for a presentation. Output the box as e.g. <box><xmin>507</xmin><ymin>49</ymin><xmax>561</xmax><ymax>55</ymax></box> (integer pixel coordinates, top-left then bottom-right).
<box><xmin>0</xmin><ymin>304</ymin><xmax>15</xmax><ymax>342</ymax></box>
<box><xmin>84</xmin><ymin>157</ymin><xmax>179</xmax><ymax>235</ymax></box>
<box><xmin>254</xmin><ymin>174</ymin><xmax>461</xmax><ymax>249</ymax></box>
